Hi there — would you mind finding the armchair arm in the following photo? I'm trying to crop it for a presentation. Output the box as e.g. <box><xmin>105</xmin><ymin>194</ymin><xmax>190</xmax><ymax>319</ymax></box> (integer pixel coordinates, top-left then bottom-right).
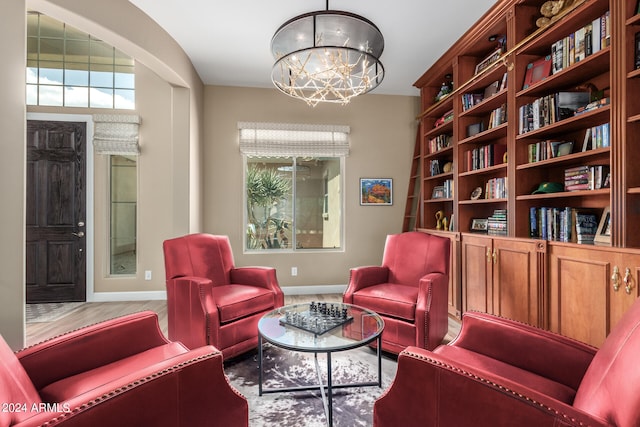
<box><xmin>15</xmin><ymin>346</ymin><xmax>248</xmax><ymax>427</ymax></box>
<box><xmin>374</xmin><ymin>347</ymin><xmax>607</xmax><ymax>427</ymax></box>
<box><xmin>343</xmin><ymin>266</ymin><xmax>389</xmax><ymax>303</ymax></box>
<box><xmin>448</xmin><ymin>311</ymin><xmax>597</xmax><ymax>391</ymax></box>
<box><xmin>230</xmin><ymin>267</ymin><xmax>284</xmax><ymax>307</ymax></box>
<box><xmin>415</xmin><ymin>272</ymin><xmax>449</xmax><ymax>350</ymax></box>
<box><xmin>17</xmin><ymin>311</ymin><xmax>170</xmax><ymax>391</ymax></box>
<box><xmin>166</xmin><ymin>276</ymin><xmax>219</xmax><ymax>349</ymax></box>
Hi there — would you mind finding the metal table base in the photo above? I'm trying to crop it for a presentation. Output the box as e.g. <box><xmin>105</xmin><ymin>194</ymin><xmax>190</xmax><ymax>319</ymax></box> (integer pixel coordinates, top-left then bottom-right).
<box><xmin>258</xmin><ymin>334</ymin><xmax>383</xmax><ymax>427</ymax></box>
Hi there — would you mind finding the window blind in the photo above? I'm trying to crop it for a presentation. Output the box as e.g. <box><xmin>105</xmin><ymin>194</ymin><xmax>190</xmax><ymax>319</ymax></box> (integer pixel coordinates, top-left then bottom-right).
<box><xmin>93</xmin><ymin>114</ymin><xmax>140</xmax><ymax>155</ymax></box>
<box><xmin>238</xmin><ymin>122</ymin><xmax>350</xmax><ymax>157</ymax></box>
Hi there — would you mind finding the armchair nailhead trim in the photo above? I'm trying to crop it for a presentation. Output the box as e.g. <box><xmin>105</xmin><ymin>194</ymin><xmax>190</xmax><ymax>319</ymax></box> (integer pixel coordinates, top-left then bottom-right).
<box><xmin>402</xmin><ymin>350</ymin><xmax>594</xmax><ymax>427</ymax></box>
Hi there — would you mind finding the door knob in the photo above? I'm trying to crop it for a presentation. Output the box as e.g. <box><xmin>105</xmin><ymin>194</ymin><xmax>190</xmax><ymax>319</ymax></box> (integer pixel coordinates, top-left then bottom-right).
<box><xmin>72</xmin><ymin>231</ymin><xmax>85</xmax><ymax>238</ymax></box>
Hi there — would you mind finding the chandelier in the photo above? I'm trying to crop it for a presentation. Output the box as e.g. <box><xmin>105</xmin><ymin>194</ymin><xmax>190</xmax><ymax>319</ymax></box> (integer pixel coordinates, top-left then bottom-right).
<box><xmin>271</xmin><ymin>2</ymin><xmax>385</xmax><ymax>106</ymax></box>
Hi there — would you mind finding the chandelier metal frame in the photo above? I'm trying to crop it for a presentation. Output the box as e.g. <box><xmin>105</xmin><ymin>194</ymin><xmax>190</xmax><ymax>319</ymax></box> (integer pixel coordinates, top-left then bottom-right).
<box><xmin>271</xmin><ymin>4</ymin><xmax>385</xmax><ymax>106</ymax></box>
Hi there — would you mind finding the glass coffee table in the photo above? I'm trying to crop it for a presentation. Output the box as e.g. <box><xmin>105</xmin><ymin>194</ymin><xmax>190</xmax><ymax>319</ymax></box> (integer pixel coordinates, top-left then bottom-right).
<box><xmin>258</xmin><ymin>302</ymin><xmax>384</xmax><ymax>427</ymax></box>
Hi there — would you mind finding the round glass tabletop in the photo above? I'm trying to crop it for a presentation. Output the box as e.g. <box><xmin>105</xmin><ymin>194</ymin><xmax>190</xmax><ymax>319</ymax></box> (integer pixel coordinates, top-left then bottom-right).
<box><xmin>258</xmin><ymin>302</ymin><xmax>384</xmax><ymax>353</ymax></box>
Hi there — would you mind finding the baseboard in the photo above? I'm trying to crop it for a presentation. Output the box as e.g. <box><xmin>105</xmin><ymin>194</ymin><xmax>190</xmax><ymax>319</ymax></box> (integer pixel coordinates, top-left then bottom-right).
<box><xmin>87</xmin><ymin>285</ymin><xmax>345</xmax><ymax>302</ymax></box>
<box><xmin>89</xmin><ymin>291</ymin><xmax>167</xmax><ymax>302</ymax></box>
<box><xmin>281</xmin><ymin>284</ymin><xmax>346</xmax><ymax>295</ymax></box>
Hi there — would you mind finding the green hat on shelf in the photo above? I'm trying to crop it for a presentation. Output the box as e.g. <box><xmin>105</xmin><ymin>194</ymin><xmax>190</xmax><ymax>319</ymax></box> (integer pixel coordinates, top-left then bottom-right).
<box><xmin>532</xmin><ymin>182</ymin><xmax>564</xmax><ymax>194</ymax></box>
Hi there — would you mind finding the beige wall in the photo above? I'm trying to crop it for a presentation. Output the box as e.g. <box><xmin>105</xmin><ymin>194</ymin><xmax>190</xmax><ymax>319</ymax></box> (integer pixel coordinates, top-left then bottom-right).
<box><xmin>204</xmin><ymin>86</ymin><xmax>420</xmax><ymax>289</ymax></box>
<box><xmin>0</xmin><ymin>0</ymin><xmax>27</xmax><ymax>349</ymax></box>
<box><xmin>0</xmin><ymin>0</ymin><xmax>204</xmax><ymax>349</ymax></box>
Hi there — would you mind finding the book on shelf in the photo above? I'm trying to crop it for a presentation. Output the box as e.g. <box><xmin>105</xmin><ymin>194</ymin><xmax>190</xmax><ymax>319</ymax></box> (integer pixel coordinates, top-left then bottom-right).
<box><xmin>466</xmin><ymin>143</ymin><xmax>506</xmax><ymax>171</ymax></box>
<box><xmin>529</xmin><ymin>206</ymin><xmax>578</xmax><ymax>242</ymax></box>
<box><xmin>434</xmin><ymin>110</ymin><xmax>454</xmax><ymax>127</ymax></box>
<box><xmin>528</xmin><ymin>140</ymin><xmax>573</xmax><ymax>163</ymax></box>
<box><xmin>581</xmin><ymin>123</ymin><xmax>610</xmax><ymax>151</ymax></box>
<box><xmin>428</xmin><ymin>134</ymin><xmax>452</xmax><ymax>153</ymax></box>
<box><xmin>488</xmin><ymin>104</ymin><xmax>507</xmax><ymax>129</ymax></box>
<box><xmin>487</xmin><ymin>209</ymin><xmax>508</xmax><ymax>236</ymax></box>
<box><xmin>564</xmin><ymin>165</ymin><xmax>610</xmax><ymax>191</ymax></box>
<box><xmin>551</xmin><ymin>11</ymin><xmax>610</xmax><ymax>75</ymax></box>
<box><xmin>575</xmin><ymin>210</ymin><xmax>599</xmax><ymax>244</ymax></box>
<box><xmin>519</xmin><ymin>91</ymin><xmax>590</xmax><ymax>134</ymax></box>
<box><xmin>483</xmin><ymin>80</ymin><xmax>501</xmax><ymax>99</ymax></box>
<box><xmin>461</xmin><ymin>92</ymin><xmax>484</xmax><ymax>111</ymax></box>
<box><xmin>485</xmin><ymin>177</ymin><xmax>508</xmax><ymax>199</ymax></box>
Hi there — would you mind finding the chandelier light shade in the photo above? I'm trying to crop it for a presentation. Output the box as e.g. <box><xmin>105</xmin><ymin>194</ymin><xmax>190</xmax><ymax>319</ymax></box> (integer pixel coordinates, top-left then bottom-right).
<box><xmin>271</xmin><ymin>3</ymin><xmax>385</xmax><ymax>106</ymax></box>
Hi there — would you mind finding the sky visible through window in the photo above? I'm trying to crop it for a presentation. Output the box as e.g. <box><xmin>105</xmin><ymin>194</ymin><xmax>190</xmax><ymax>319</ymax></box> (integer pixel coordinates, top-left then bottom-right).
<box><xmin>26</xmin><ymin>12</ymin><xmax>135</xmax><ymax>109</ymax></box>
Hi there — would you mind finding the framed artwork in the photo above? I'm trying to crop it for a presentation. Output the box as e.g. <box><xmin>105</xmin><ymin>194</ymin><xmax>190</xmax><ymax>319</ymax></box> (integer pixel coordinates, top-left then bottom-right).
<box><xmin>522</xmin><ymin>55</ymin><xmax>552</xmax><ymax>89</ymax></box>
<box><xmin>431</xmin><ymin>186</ymin><xmax>446</xmax><ymax>199</ymax></box>
<box><xmin>471</xmin><ymin>218</ymin><xmax>489</xmax><ymax>232</ymax></box>
<box><xmin>475</xmin><ymin>48</ymin><xmax>502</xmax><ymax>75</ymax></box>
<box><xmin>360</xmin><ymin>178</ymin><xmax>393</xmax><ymax>205</ymax></box>
<box><xmin>594</xmin><ymin>206</ymin><xmax>611</xmax><ymax>245</ymax></box>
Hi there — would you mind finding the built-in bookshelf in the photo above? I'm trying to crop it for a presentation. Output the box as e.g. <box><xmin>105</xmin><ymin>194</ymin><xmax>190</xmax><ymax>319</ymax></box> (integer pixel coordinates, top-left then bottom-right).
<box><xmin>411</xmin><ymin>0</ymin><xmax>640</xmax><ymax>333</ymax></box>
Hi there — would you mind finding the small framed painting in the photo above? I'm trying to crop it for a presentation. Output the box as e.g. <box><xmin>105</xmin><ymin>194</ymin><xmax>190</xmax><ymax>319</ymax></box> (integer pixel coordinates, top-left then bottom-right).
<box><xmin>360</xmin><ymin>178</ymin><xmax>393</xmax><ymax>205</ymax></box>
<box><xmin>594</xmin><ymin>206</ymin><xmax>611</xmax><ymax>245</ymax></box>
<box><xmin>522</xmin><ymin>55</ymin><xmax>552</xmax><ymax>89</ymax></box>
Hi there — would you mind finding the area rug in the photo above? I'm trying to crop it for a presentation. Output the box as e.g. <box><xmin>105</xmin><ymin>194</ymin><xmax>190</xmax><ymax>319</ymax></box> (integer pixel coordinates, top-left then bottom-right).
<box><xmin>225</xmin><ymin>345</ymin><xmax>397</xmax><ymax>427</ymax></box>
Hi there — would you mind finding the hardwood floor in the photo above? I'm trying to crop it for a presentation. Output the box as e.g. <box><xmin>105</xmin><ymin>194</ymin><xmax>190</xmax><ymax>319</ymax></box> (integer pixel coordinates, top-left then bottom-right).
<box><xmin>25</xmin><ymin>294</ymin><xmax>461</xmax><ymax>347</ymax></box>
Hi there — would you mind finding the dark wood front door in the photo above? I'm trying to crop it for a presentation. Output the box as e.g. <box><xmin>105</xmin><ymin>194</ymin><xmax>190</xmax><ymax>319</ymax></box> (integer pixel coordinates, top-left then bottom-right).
<box><xmin>26</xmin><ymin>120</ymin><xmax>86</xmax><ymax>303</ymax></box>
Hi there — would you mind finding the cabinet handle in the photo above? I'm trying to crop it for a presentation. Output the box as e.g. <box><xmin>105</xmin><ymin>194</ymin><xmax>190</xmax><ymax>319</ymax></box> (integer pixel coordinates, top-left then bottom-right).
<box><xmin>492</xmin><ymin>249</ymin><xmax>497</xmax><ymax>265</ymax></box>
<box><xmin>624</xmin><ymin>267</ymin><xmax>634</xmax><ymax>295</ymax></box>
<box><xmin>612</xmin><ymin>266</ymin><xmax>621</xmax><ymax>292</ymax></box>
<box><xmin>486</xmin><ymin>248</ymin><xmax>491</xmax><ymax>263</ymax></box>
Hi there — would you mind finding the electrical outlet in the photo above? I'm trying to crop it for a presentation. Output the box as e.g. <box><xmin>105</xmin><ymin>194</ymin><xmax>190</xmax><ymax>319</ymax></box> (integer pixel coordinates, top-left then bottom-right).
<box><xmin>291</xmin><ymin>267</ymin><xmax>298</xmax><ymax>276</ymax></box>
<box><xmin>145</xmin><ymin>270</ymin><xmax>152</xmax><ymax>280</ymax></box>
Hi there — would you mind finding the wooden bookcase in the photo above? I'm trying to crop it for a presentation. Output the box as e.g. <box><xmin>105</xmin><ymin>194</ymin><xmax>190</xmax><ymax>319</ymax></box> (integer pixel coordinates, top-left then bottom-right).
<box><xmin>413</xmin><ymin>0</ymin><xmax>640</xmax><ymax>342</ymax></box>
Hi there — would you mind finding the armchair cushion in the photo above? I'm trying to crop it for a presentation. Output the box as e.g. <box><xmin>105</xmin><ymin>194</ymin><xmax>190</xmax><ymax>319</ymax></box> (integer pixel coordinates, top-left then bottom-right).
<box><xmin>39</xmin><ymin>342</ymin><xmax>187</xmax><ymax>402</ymax></box>
<box><xmin>351</xmin><ymin>283</ymin><xmax>418</xmax><ymax>322</ymax></box>
<box><xmin>213</xmin><ymin>284</ymin><xmax>276</xmax><ymax>323</ymax></box>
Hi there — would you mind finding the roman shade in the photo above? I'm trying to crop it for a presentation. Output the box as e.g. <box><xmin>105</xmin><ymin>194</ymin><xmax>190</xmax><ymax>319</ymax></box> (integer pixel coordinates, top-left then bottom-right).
<box><xmin>238</xmin><ymin>122</ymin><xmax>350</xmax><ymax>157</ymax></box>
<box><xmin>93</xmin><ymin>114</ymin><xmax>140</xmax><ymax>155</ymax></box>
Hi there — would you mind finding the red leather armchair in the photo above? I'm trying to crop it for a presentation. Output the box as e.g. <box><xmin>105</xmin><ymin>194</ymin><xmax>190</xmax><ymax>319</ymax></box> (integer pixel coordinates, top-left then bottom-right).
<box><xmin>1</xmin><ymin>311</ymin><xmax>248</xmax><ymax>427</ymax></box>
<box><xmin>163</xmin><ymin>233</ymin><xmax>284</xmax><ymax>359</ymax></box>
<box><xmin>343</xmin><ymin>231</ymin><xmax>450</xmax><ymax>354</ymax></box>
<box><xmin>374</xmin><ymin>297</ymin><xmax>640</xmax><ymax>427</ymax></box>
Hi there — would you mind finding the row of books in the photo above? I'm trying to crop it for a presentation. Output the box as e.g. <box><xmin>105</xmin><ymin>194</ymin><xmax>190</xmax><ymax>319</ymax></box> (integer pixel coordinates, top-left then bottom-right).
<box><xmin>581</xmin><ymin>122</ymin><xmax>610</xmax><ymax>151</ymax></box>
<box><xmin>461</xmin><ymin>73</ymin><xmax>508</xmax><ymax>111</ymax></box>
<box><xmin>518</xmin><ymin>91</ymin><xmax>590</xmax><ymax>134</ymax></box>
<box><xmin>487</xmin><ymin>104</ymin><xmax>507</xmax><ymax>129</ymax></box>
<box><xmin>465</xmin><ymin>143</ymin><xmax>506</xmax><ymax>172</ymax></box>
<box><xmin>529</xmin><ymin>207</ymin><xmax>599</xmax><ymax>244</ymax></box>
<box><xmin>550</xmin><ymin>11</ymin><xmax>610</xmax><ymax>75</ymax></box>
<box><xmin>485</xmin><ymin>177</ymin><xmax>508</xmax><ymax>200</ymax></box>
<box><xmin>429</xmin><ymin>159</ymin><xmax>445</xmax><ymax>176</ymax></box>
<box><xmin>488</xmin><ymin>209</ymin><xmax>507</xmax><ymax>236</ymax></box>
<box><xmin>564</xmin><ymin>165</ymin><xmax>610</xmax><ymax>191</ymax></box>
<box><xmin>527</xmin><ymin>140</ymin><xmax>573</xmax><ymax>163</ymax></box>
<box><xmin>428</xmin><ymin>134</ymin><xmax>452</xmax><ymax>154</ymax></box>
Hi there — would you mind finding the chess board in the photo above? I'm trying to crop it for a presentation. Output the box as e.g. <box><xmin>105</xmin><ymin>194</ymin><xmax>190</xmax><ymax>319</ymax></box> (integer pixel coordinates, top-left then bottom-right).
<box><xmin>279</xmin><ymin>302</ymin><xmax>353</xmax><ymax>336</ymax></box>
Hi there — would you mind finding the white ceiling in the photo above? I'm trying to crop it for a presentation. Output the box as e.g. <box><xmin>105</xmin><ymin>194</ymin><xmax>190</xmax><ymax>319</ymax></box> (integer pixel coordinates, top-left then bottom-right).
<box><xmin>129</xmin><ymin>0</ymin><xmax>498</xmax><ymax>97</ymax></box>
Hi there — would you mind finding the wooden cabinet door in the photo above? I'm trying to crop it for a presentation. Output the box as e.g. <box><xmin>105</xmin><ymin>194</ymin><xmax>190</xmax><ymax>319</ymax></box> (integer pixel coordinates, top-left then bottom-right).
<box><xmin>461</xmin><ymin>234</ymin><xmax>493</xmax><ymax>314</ymax></box>
<box><xmin>549</xmin><ymin>245</ymin><xmax>640</xmax><ymax>348</ymax></box>
<box><xmin>492</xmin><ymin>238</ymin><xmax>544</xmax><ymax>326</ymax></box>
<box><xmin>609</xmin><ymin>251</ymin><xmax>640</xmax><ymax>330</ymax></box>
<box><xmin>549</xmin><ymin>245</ymin><xmax>613</xmax><ymax>347</ymax></box>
